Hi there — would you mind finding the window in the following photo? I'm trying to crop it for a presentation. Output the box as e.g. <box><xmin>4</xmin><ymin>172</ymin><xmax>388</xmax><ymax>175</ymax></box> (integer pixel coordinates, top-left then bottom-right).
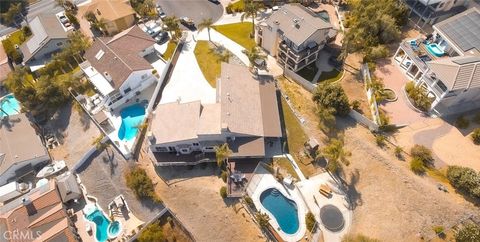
<box><xmin>193</xmin><ymin>143</ymin><xmax>199</xmax><ymax>146</ymax></box>
<box><xmin>180</xmin><ymin>148</ymin><xmax>189</xmax><ymax>153</ymax></box>
<box><xmin>141</xmin><ymin>74</ymin><xmax>148</xmax><ymax>79</ymax></box>
<box><xmin>123</xmin><ymin>87</ymin><xmax>132</xmax><ymax>94</ymax></box>
<box><xmin>436</xmin><ymin>81</ymin><xmax>448</xmax><ymax>92</ymax></box>
<box><xmin>438</xmin><ymin>2</ymin><xmax>444</xmax><ymax>9</ymax></box>
<box><xmin>56</xmin><ymin>42</ymin><xmax>63</xmax><ymax>47</ymax></box>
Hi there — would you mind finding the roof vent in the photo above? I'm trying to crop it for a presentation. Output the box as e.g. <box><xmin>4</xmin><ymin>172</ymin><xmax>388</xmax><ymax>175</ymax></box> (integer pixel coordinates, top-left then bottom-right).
<box><xmin>104</xmin><ymin>72</ymin><xmax>112</xmax><ymax>82</ymax></box>
<box><xmin>274</xmin><ymin>20</ymin><xmax>280</xmax><ymax>25</ymax></box>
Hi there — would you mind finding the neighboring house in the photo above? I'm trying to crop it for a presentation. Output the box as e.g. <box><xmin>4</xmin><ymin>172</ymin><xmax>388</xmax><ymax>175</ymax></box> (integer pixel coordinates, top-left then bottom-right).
<box><xmin>0</xmin><ymin>180</ymin><xmax>80</xmax><ymax>242</ymax></box>
<box><xmin>256</xmin><ymin>4</ymin><xmax>334</xmax><ymax>72</ymax></box>
<box><xmin>19</xmin><ymin>15</ymin><xmax>71</xmax><ymax>71</ymax></box>
<box><xmin>401</xmin><ymin>0</ymin><xmax>480</xmax><ymax>29</ymax></box>
<box><xmin>393</xmin><ymin>7</ymin><xmax>480</xmax><ymax>115</ymax></box>
<box><xmin>83</xmin><ymin>0</ymin><xmax>136</xmax><ymax>35</ymax></box>
<box><xmin>148</xmin><ymin>63</ymin><xmax>282</xmax><ymax>159</ymax></box>
<box><xmin>80</xmin><ymin>26</ymin><xmax>158</xmax><ymax>111</ymax></box>
<box><xmin>0</xmin><ymin>113</ymin><xmax>50</xmax><ymax>186</ymax></box>
<box><xmin>253</xmin><ymin>0</ymin><xmax>314</xmax><ymax>6</ymax></box>
<box><xmin>0</xmin><ymin>42</ymin><xmax>11</xmax><ymax>85</ymax></box>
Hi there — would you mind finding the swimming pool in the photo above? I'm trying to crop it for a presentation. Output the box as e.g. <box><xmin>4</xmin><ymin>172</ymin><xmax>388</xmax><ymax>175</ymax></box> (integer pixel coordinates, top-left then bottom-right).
<box><xmin>85</xmin><ymin>206</ymin><xmax>122</xmax><ymax>242</ymax></box>
<box><xmin>260</xmin><ymin>188</ymin><xmax>299</xmax><ymax>234</ymax></box>
<box><xmin>0</xmin><ymin>94</ymin><xmax>20</xmax><ymax>117</ymax></box>
<box><xmin>118</xmin><ymin>104</ymin><xmax>146</xmax><ymax>141</ymax></box>
<box><xmin>426</xmin><ymin>43</ymin><xmax>445</xmax><ymax>57</ymax></box>
<box><xmin>317</xmin><ymin>11</ymin><xmax>330</xmax><ymax>22</ymax></box>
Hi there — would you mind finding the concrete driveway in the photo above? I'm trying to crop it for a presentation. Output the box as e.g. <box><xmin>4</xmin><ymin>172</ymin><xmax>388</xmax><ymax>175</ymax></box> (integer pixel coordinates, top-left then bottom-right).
<box><xmin>160</xmin><ymin>32</ymin><xmax>216</xmax><ymax>104</ymax></box>
<box><xmin>156</xmin><ymin>0</ymin><xmax>223</xmax><ymax>25</ymax></box>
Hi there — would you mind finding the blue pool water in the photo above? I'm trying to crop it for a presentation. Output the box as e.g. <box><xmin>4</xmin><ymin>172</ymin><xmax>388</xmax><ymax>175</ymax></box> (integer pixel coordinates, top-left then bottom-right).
<box><xmin>85</xmin><ymin>209</ymin><xmax>122</xmax><ymax>242</ymax></box>
<box><xmin>426</xmin><ymin>43</ymin><xmax>444</xmax><ymax>57</ymax></box>
<box><xmin>118</xmin><ymin>104</ymin><xmax>146</xmax><ymax>141</ymax></box>
<box><xmin>260</xmin><ymin>188</ymin><xmax>299</xmax><ymax>234</ymax></box>
<box><xmin>0</xmin><ymin>94</ymin><xmax>20</xmax><ymax>117</ymax></box>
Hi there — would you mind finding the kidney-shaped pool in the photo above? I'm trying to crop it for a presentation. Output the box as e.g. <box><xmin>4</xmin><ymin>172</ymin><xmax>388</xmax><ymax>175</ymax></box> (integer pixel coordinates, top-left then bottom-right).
<box><xmin>260</xmin><ymin>188</ymin><xmax>299</xmax><ymax>234</ymax></box>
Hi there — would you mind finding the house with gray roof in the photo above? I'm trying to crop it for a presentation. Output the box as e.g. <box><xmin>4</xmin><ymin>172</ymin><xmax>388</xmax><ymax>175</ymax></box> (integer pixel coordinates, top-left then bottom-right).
<box><xmin>20</xmin><ymin>15</ymin><xmax>71</xmax><ymax>71</ymax></box>
<box><xmin>256</xmin><ymin>4</ymin><xmax>333</xmax><ymax>72</ymax></box>
<box><xmin>394</xmin><ymin>7</ymin><xmax>480</xmax><ymax>115</ymax></box>
<box><xmin>80</xmin><ymin>25</ymin><xmax>158</xmax><ymax>110</ymax></box>
<box><xmin>0</xmin><ymin>113</ymin><xmax>50</xmax><ymax>186</ymax></box>
<box><xmin>147</xmin><ymin>63</ymin><xmax>282</xmax><ymax>159</ymax></box>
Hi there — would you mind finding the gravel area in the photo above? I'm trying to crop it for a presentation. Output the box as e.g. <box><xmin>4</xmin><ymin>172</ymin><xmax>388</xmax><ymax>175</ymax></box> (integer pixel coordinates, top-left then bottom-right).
<box><xmin>77</xmin><ymin>148</ymin><xmax>165</xmax><ymax>222</ymax></box>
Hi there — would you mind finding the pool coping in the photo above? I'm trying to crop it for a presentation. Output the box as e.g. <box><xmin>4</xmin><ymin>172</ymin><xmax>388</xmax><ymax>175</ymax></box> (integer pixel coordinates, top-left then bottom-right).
<box><xmin>0</xmin><ymin>93</ymin><xmax>21</xmax><ymax>117</ymax></box>
<box><xmin>249</xmin><ymin>173</ymin><xmax>307</xmax><ymax>242</ymax></box>
<box><xmin>82</xmin><ymin>202</ymin><xmax>123</xmax><ymax>242</ymax></box>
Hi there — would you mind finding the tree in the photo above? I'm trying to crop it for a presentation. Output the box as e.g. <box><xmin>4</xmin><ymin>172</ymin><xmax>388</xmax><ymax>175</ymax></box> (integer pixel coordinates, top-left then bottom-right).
<box><xmin>220</xmin><ymin>186</ymin><xmax>227</xmax><ymax>198</ymax></box>
<box><xmin>241</xmin><ymin>1</ymin><xmax>260</xmax><ymax>38</ymax></box>
<box><xmin>215</xmin><ymin>143</ymin><xmax>232</xmax><ymax>168</ymax></box>
<box><xmin>405</xmin><ymin>82</ymin><xmax>432</xmax><ymax>112</ymax></box>
<box><xmin>342</xmin><ymin>0</ymin><xmax>407</xmax><ymax>60</ymax></box>
<box><xmin>321</xmin><ymin>138</ymin><xmax>351</xmax><ymax>173</ymax></box>
<box><xmin>198</xmin><ymin>18</ymin><xmax>214</xmax><ymax>42</ymax></box>
<box><xmin>138</xmin><ymin>222</ymin><xmax>164</xmax><ymax>242</ymax></box>
<box><xmin>130</xmin><ymin>0</ymin><xmax>156</xmax><ymax>19</ymax></box>
<box><xmin>163</xmin><ymin>16</ymin><xmax>181</xmax><ymax>41</ymax></box>
<box><xmin>243</xmin><ymin>47</ymin><xmax>266</xmax><ymax>69</ymax></box>
<box><xmin>1</xmin><ymin>3</ymin><xmax>23</xmax><ymax>27</ymax></box>
<box><xmin>410</xmin><ymin>144</ymin><xmax>433</xmax><ymax>165</ymax></box>
<box><xmin>316</xmin><ymin>106</ymin><xmax>336</xmax><ymax>134</ymax></box>
<box><xmin>255</xmin><ymin>212</ymin><xmax>270</xmax><ymax>228</ymax></box>
<box><xmin>455</xmin><ymin>223</ymin><xmax>480</xmax><ymax>242</ymax></box>
<box><xmin>446</xmin><ymin>165</ymin><xmax>480</xmax><ymax>199</ymax></box>
<box><xmin>125</xmin><ymin>167</ymin><xmax>161</xmax><ymax>202</ymax></box>
<box><xmin>65</xmin><ymin>12</ymin><xmax>79</xmax><ymax>27</ymax></box>
<box><xmin>472</xmin><ymin>128</ymin><xmax>480</xmax><ymax>145</ymax></box>
<box><xmin>313</xmin><ymin>83</ymin><xmax>350</xmax><ymax>116</ymax></box>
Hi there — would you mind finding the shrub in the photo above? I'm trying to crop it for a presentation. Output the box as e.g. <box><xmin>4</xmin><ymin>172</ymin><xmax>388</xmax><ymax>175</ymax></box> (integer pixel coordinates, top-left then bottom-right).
<box><xmin>375</xmin><ymin>135</ymin><xmax>386</xmax><ymax>147</ymax></box>
<box><xmin>244</xmin><ymin>196</ymin><xmax>254</xmax><ymax>208</ymax></box>
<box><xmin>455</xmin><ymin>115</ymin><xmax>470</xmax><ymax>129</ymax></box>
<box><xmin>472</xmin><ymin>128</ymin><xmax>480</xmax><ymax>145</ymax></box>
<box><xmin>65</xmin><ymin>11</ymin><xmax>79</xmax><ymax>27</ymax></box>
<box><xmin>125</xmin><ymin>167</ymin><xmax>161</xmax><ymax>202</ymax></box>
<box><xmin>405</xmin><ymin>82</ymin><xmax>432</xmax><ymax>112</ymax></box>
<box><xmin>2</xmin><ymin>39</ymin><xmax>22</xmax><ymax>63</ymax></box>
<box><xmin>313</xmin><ymin>83</ymin><xmax>350</xmax><ymax>116</ymax></box>
<box><xmin>22</xmin><ymin>26</ymin><xmax>31</xmax><ymax>37</ymax></box>
<box><xmin>351</xmin><ymin>100</ymin><xmax>361</xmax><ymax>111</ymax></box>
<box><xmin>226</xmin><ymin>3</ymin><xmax>233</xmax><ymax>14</ymax></box>
<box><xmin>410</xmin><ymin>158</ymin><xmax>425</xmax><ymax>174</ymax></box>
<box><xmin>342</xmin><ymin>233</ymin><xmax>380</xmax><ymax>242</ymax></box>
<box><xmin>220</xmin><ymin>186</ymin><xmax>227</xmax><ymax>199</ymax></box>
<box><xmin>410</xmin><ymin>144</ymin><xmax>433</xmax><ymax>165</ymax></box>
<box><xmin>255</xmin><ymin>212</ymin><xmax>270</xmax><ymax>228</ymax></box>
<box><xmin>446</xmin><ymin>165</ymin><xmax>480</xmax><ymax>199</ymax></box>
<box><xmin>378</xmin><ymin>109</ymin><xmax>390</xmax><ymax>126</ymax></box>
<box><xmin>138</xmin><ymin>222</ymin><xmax>163</xmax><ymax>242</ymax></box>
<box><xmin>305</xmin><ymin>212</ymin><xmax>316</xmax><ymax>232</ymax></box>
<box><xmin>394</xmin><ymin>146</ymin><xmax>403</xmax><ymax>159</ymax></box>
<box><xmin>221</xmin><ymin>170</ymin><xmax>228</xmax><ymax>183</ymax></box>
<box><xmin>432</xmin><ymin>225</ymin><xmax>445</xmax><ymax>235</ymax></box>
<box><xmin>455</xmin><ymin>223</ymin><xmax>480</xmax><ymax>242</ymax></box>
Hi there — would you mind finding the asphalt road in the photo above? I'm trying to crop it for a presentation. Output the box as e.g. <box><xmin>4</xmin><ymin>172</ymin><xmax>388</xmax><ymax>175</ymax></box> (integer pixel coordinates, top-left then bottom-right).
<box><xmin>157</xmin><ymin>0</ymin><xmax>223</xmax><ymax>26</ymax></box>
<box><xmin>0</xmin><ymin>0</ymin><xmax>88</xmax><ymax>37</ymax></box>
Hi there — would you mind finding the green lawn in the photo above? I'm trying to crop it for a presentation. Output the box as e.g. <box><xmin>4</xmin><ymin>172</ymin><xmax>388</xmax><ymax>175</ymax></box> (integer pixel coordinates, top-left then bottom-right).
<box><xmin>162</xmin><ymin>41</ymin><xmax>177</xmax><ymax>61</ymax></box>
<box><xmin>231</xmin><ymin>0</ymin><xmax>245</xmax><ymax>12</ymax></box>
<box><xmin>296</xmin><ymin>63</ymin><xmax>318</xmax><ymax>82</ymax></box>
<box><xmin>280</xmin><ymin>98</ymin><xmax>316</xmax><ymax>177</ymax></box>
<box><xmin>317</xmin><ymin>69</ymin><xmax>342</xmax><ymax>83</ymax></box>
<box><xmin>212</xmin><ymin>22</ymin><xmax>256</xmax><ymax>50</ymax></box>
<box><xmin>273</xmin><ymin>157</ymin><xmax>300</xmax><ymax>180</ymax></box>
<box><xmin>194</xmin><ymin>41</ymin><xmax>223</xmax><ymax>87</ymax></box>
<box><xmin>5</xmin><ymin>30</ymin><xmax>26</xmax><ymax>45</ymax></box>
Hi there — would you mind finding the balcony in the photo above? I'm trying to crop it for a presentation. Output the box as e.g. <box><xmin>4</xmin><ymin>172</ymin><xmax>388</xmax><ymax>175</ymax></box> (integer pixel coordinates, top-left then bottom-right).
<box><xmin>278</xmin><ymin>41</ymin><xmax>320</xmax><ymax>62</ymax></box>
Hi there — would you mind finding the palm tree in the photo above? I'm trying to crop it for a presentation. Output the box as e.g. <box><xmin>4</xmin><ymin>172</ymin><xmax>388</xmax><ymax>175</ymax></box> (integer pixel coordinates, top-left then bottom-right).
<box><xmin>163</xmin><ymin>16</ymin><xmax>180</xmax><ymax>41</ymax></box>
<box><xmin>241</xmin><ymin>1</ymin><xmax>260</xmax><ymax>38</ymax></box>
<box><xmin>319</xmin><ymin>138</ymin><xmax>351</xmax><ymax>173</ymax></box>
<box><xmin>243</xmin><ymin>47</ymin><xmax>265</xmax><ymax>69</ymax></box>
<box><xmin>219</xmin><ymin>50</ymin><xmax>232</xmax><ymax>63</ymax></box>
<box><xmin>198</xmin><ymin>18</ymin><xmax>214</xmax><ymax>42</ymax></box>
<box><xmin>215</xmin><ymin>143</ymin><xmax>232</xmax><ymax>168</ymax></box>
<box><xmin>1</xmin><ymin>3</ymin><xmax>23</xmax><ymax>27</ymax></box>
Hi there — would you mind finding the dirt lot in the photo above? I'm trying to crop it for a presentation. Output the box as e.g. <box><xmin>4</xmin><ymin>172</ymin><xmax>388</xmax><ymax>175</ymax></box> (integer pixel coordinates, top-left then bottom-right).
<box><xmin>138</xmin><ymin>159</ymin><xmax>264</xmax><ymax>242</ymax></box>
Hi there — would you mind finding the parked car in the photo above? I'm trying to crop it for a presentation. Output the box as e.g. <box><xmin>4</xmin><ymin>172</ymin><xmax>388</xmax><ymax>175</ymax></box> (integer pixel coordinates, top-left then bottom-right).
<box><xmin>148</xmin><ymin>26</ymin><xmax>162</xmax><ymax>37</ymax></box>
<box><xmin>180</xmin><ymin>17</ymin><xmax>195</xmax><ymax>28</ymax></box>
<box><xmin>156</xmin><ymin>4</ymin><xmax>166</xmax><ymax>19</ymax></box>
<box><xmin>155</xmin><ymin>31</ymin><xmax>169</xmax><ymax>44</ymax></box>
<box><xmin>59</xmin><ymin>15</ymin><xmax>69</xmax><ymax>24</ymax></box>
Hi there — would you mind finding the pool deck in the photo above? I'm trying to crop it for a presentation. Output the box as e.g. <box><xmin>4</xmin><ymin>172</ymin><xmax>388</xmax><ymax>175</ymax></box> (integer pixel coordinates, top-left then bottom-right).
<box><xmin>246</xmin><ymin>165</ymin><xmax>307</xmax><ymax>242</ymax></box>
<box><xmin>296</xmin><ymin>173</ymin><xmax>353</xmax><ymax>242</ymax></box>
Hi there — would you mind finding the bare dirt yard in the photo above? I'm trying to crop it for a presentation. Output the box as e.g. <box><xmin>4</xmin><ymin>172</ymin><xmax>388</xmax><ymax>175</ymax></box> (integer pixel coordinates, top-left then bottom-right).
<box><xmin>138</xmin><ymin>158</ymin><xmax>264</xmax><ymax>242</ymax></box>
<box><xmin>277</xmin><ymin>77</ymin><xmax>480</xmax><ymax>241</ymax></box>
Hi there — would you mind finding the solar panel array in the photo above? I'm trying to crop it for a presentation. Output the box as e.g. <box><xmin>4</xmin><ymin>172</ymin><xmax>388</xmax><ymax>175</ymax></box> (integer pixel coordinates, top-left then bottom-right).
<box><xmin>438</xmin><ymin>10</ymin><xmax>480</xmax><ymax>53</ymax></box>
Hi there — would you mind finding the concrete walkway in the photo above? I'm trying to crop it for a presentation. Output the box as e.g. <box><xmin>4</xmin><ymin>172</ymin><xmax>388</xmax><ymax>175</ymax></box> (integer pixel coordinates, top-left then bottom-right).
<box><xmin>160</xmin><ymin>32</ymin><xmax>217</xmax><ymax>104</ymax></box>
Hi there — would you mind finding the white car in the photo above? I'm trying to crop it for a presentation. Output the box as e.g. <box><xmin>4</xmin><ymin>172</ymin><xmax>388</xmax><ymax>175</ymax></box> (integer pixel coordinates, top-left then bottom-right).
<box><xmin>148</xmin><ymin>26</ymin><xmax>163</xmax><ymax>37</ymax></box>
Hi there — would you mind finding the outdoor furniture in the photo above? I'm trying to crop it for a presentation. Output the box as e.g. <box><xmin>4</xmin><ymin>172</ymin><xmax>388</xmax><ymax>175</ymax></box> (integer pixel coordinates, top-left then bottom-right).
<box><xmin>283</xmin><ymin>176</ymin><xmax>293</xmax><ymax>186</ymax></box>
<box><xmin>319</xmin><ymin>184</ymin><xmax>332</xmax><ymax>197</ymax></box>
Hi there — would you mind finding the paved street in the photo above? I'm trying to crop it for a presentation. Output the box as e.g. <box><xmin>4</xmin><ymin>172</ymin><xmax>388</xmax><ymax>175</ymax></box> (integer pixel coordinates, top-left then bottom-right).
<box><xmin>157</xmin><ymin>0</ymin><xmax>223</xmax><ymax>25</ymax></box>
